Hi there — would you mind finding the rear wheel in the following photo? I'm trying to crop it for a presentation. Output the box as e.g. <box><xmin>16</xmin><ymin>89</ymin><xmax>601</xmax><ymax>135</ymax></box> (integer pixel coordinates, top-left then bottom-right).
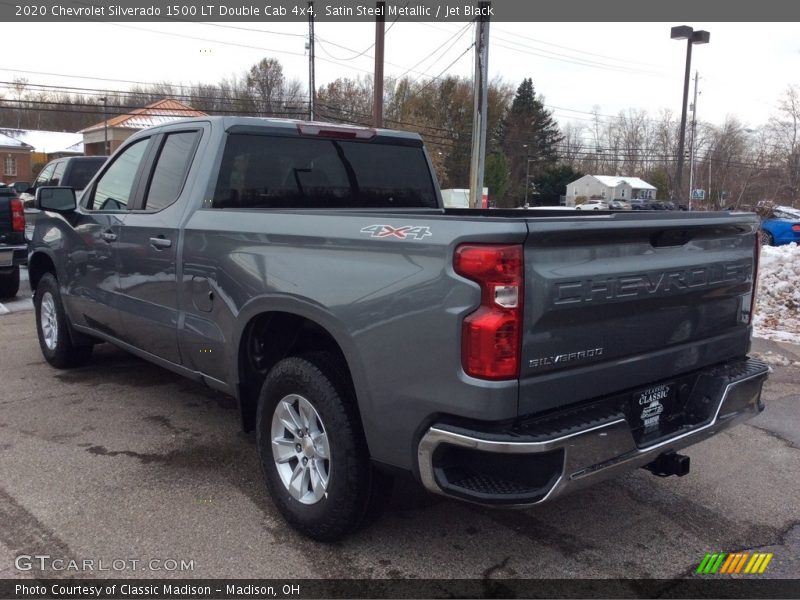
<box><xmin>34</xmin><ymin>273</ymin><xmax>93</xmax><ymax>368</ymax></box>
<box><xmin>256</xmin><ymin>353</ymin><xmax>391</xmax><ymax>541</ymax></box>
<box><xmin>0</xmin><ymin>267</ymin><xmax>20</xmax><ymax>299</ymax></box>
<box><xmin>761</xmin><ymin>231</ymin><xmax>774</xmax><ymax>246</ymax></box>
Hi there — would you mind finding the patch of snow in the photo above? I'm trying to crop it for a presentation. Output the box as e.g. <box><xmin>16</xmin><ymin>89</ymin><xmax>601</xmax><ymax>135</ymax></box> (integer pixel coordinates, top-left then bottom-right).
<box><xmin>753</xmin><ymin>242</ymin><xmax>800</xmax><ymax>344</ymax></box>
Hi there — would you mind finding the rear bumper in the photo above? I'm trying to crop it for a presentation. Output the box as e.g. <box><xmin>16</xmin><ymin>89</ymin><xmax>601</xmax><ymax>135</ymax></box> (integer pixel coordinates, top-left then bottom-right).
<box><xmin>0</xmin><ymin>244</ymin><xmax>27</xmax><ymax>269</ymax></box>
<box><xmin>417</xmin><ymin>358</ymin><xmax>768</xmax><ymax>506</ymax></box>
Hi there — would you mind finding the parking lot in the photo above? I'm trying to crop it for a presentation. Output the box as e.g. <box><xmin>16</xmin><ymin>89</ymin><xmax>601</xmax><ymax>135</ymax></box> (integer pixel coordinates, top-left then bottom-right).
<box><xmin>1</xmin><ymin>269</ymin><xmax>799</xmax><ymax>583</ymax></box>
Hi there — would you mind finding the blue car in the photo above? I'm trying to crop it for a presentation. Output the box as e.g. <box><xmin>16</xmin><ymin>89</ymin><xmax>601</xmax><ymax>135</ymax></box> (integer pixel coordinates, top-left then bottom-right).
<box><xmin>761</xmin><ymin>206</ymin><xmax>800</xmax><ymax>246</ymax></box>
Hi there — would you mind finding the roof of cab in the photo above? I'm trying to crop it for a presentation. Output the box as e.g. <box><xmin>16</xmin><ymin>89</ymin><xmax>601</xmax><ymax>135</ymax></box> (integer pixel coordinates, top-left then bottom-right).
<box><xmin>142</xmin><ymin>115</ymin><xmax>422</xmax><ymax>142</ymax></box>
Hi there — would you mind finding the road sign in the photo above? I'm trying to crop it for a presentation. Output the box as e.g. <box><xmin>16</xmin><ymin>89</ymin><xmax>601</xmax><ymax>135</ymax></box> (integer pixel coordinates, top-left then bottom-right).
<box><xmin>691</xmin><ymin>189</ymin><xmax>706</xmax><ymax>200</ymax></box>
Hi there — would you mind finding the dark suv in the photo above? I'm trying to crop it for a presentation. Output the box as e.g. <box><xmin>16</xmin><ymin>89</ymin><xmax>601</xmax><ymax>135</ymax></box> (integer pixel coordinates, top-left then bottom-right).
<box><xmin>22</xmin><ymin>156</ymin><xmax>107</xmax><ymax>239</ymax></box>
<box><xmin>23</xmin><ymin>156</ymin><xmax>108</xmax><ymax>206</ymax></box>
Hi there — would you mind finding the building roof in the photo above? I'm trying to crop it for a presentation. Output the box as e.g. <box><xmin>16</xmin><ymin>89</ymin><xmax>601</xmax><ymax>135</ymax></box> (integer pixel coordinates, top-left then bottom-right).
<box><xmin>591</xmin><ymin>175</ymin><xmax>656</xmax><ymax>190</ymax></box>
<box><xmin>0</xmin><ymin>131</ymin><xmax>33</xmax><ymax>150</ymax></box>
<box><xmin>1</xmin><ymin>129</ymin><xmax>82</xmax><ymax>154</ymax></box>
<box><xmin>80</xmin><ymin>99</ymin><xmax>208</xmax><ymax>133</ymax></box>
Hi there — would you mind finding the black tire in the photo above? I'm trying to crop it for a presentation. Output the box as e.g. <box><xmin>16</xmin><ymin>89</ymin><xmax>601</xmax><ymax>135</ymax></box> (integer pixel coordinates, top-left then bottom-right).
<box><xmin>256</xmin><ymin>353</ymin><xmax>391</xmax><ymax>541</ymax></box>
<box><xmin>761</xmin><ymin>231</ymin><xmax>774</xmax><ymax>246</ymax></box>
<box><xmin>0</xmin><ymin>267</ymin><xmax>20</xmax><ymax>299</ymax></box>
<box><xmin>34</xmin><ymin>272</ymin><xmax>93</xmax><ymax>368</ymax></box>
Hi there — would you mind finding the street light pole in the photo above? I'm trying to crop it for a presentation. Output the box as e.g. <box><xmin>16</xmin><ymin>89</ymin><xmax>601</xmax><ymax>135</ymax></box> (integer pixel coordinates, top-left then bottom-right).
<box><xmin>688</xmin><ymin>70</ymin><xmax>699</xmax><ymax>210</ymax></box>
<box><xmin>523</xmin><ymin>144</ymin><xmax>530</xmax><ymax>206</ymax></box>
<box><xmin>671</xmin><ymin>25</ymin><xmax>709</xmax><ymax>206</ymax></box>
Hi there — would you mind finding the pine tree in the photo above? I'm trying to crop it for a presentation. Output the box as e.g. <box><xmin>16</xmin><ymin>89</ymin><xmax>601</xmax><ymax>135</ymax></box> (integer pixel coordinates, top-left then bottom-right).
<box><xmin>500</xmin><ymin>78</ymin><xmax>563</xmax><ymax>205</ymax></box>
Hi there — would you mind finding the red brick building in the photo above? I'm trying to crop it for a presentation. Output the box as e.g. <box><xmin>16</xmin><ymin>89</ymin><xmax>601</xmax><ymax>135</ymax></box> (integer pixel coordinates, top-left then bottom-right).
<box><xmin>0</xmin><ymin>132</ymin><xmax>33</xmax><ymax>184</ymax></box>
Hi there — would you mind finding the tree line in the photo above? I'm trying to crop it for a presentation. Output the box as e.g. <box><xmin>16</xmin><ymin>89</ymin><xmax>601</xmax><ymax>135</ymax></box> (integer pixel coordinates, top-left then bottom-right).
<box><xmin>1</xmin><ymin>57</ymin><xmax>798</xmax><ymax>209</ymax></box>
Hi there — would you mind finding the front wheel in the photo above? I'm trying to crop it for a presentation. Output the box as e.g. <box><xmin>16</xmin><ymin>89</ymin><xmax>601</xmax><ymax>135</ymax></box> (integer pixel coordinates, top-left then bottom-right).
<box><xmin>34</xmin><ymin>273</ymin><xmax>93</xmax><ymax>368</ymax></box>
<box><xmin>761</xmin><ymin>231</ymin><xmax>774</xmax><ymax>246</ymax></box>
<box><xmin>256</xmin><ymin>353</ymin><xmax>391</xmax><ymax>541</ymax></box>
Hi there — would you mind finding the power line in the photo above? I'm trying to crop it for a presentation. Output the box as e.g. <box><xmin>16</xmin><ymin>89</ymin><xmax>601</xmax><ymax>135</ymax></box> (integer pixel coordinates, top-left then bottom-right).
<box><xmin>491</xmin><ymin>38</ymin><xmax>666</xmax><ymax>78</ymax></box>
<box><xmin>492</xmin><ymin>26</ymin><xmax>670</xmax><ymax>71</ymax></box>
<box><xmin>0</xmin><ymin>81</ymin><xmax>309</xmax><ymax>104</ymax></box>
<box><xmin>397</xmin><ymin>21</ymin><xmax>474</xmax><ymax>82</ymax></box>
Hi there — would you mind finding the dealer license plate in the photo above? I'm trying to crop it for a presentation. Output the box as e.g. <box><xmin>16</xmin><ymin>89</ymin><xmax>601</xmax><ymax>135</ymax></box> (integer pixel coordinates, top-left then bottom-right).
<box><xmin>632</xmin><ymin>382</ymin><xmax>676</xmax><ymax>429</ymax></box>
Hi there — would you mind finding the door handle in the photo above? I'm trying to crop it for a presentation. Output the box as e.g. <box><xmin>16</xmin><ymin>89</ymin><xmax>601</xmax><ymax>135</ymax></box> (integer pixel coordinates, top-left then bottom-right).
<box><xmin>149</xmin><ymin>236</ymin><xmax>172</xmax><ymax>250</ymax></box>
<box><xmin>100</xmin><ymin>231</ymin><xmax>117</xmax><ymax>243</ymax></box>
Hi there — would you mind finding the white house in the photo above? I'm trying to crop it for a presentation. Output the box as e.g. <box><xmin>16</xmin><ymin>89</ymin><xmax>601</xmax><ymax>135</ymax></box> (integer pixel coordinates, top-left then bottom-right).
<box><xmin>565</xmin><ymin>175</ymin><xmax>657</xmax><ymax>206</ymax></box>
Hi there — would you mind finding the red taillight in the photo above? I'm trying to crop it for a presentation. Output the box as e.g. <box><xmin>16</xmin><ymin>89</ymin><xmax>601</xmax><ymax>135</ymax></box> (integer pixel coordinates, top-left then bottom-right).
<box><xmin>10</xmin><ymin>198</ymin><xmax>24</xmax><ymax>233</ymax></box>
<box><xmin>454</xmin><ymin>244</ymin><xmax>523</xmax><ymax>380</ymax></box>
<box><xmin>750</xmin><ymin>231</ymin><xmax>762</xmax><ymax>324</ymax></box>
<box><xmin>792</xmin><ymin>224</ymin><xmax>800</xmax><ymax>232</ymax></box>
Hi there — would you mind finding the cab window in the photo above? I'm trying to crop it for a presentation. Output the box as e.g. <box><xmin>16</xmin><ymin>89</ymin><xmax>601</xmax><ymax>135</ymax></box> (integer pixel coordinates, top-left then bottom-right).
<box><xmin>86</xmin><ymin>140</ymin><xmax>149</xmax><ymax>211</ymax></box>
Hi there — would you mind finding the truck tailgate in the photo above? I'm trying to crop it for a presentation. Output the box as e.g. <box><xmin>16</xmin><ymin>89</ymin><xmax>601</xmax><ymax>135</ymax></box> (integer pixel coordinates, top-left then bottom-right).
<box><xmin>519</xmin><ymin>212</ymin><xmax>759</xmax><ymax>416</ymax></box>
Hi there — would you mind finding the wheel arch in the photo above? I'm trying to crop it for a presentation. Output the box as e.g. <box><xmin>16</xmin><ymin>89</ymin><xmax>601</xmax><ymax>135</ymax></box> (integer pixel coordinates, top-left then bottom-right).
<box><xmin>28</xmin><ymin>250</ymin><xmax>58</xmax><ymax>291</ymax></box>
<box><xmin>232</xmin><ymin>300</ymin><xmax>370</xmax><ymax>441</ymax></box>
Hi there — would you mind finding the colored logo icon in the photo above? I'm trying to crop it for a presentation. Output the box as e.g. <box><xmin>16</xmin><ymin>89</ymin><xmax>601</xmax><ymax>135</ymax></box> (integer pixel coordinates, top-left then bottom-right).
<box><xmin>696</xmin><ymin>552</ymin><xmax>773</xmax><ymax>574</ymax></box>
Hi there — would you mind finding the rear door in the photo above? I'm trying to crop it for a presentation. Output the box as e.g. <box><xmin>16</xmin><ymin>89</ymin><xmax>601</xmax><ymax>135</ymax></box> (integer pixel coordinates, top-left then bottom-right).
<box><xmin>518</xmin><ymin>212</ymin><xmax>759</xmax><ymax>416</ymax></box>
<box><xmin>115</xmin><ymin>128</ymin><xmax>203</xmax><ymax>364</ymax></box>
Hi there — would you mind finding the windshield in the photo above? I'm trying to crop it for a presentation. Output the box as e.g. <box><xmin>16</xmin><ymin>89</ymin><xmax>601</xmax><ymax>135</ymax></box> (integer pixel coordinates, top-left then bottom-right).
<box><xmin>773</xmin><ymin>206</ymin><xmax>800</xmax><ymax>220</ymax></box>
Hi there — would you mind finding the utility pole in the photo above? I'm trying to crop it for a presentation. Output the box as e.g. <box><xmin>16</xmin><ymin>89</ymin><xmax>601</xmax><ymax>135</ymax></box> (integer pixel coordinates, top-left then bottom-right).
<box><xmin>468</xmin><ymin>1</ymin><xmax>490</xmax><ymax>209</ymax></box>
<box><xmin>307</xmin><ymin>1</ymin><xmax>315</xmax><ymax>121</ymax></box>
<box><xmin>98</xmin><ymin>96</ymin><xmax>108</xmax><ymax>155</ymax></box>
<box><xmin>688</xmin><ymin>70</ymin><xmax>699</xmax><ymax>210</ymax></box>
<box><xmin>373</xmin><ymin>1</ymin><xmax>385</xmax><ymax>128</ymax></box>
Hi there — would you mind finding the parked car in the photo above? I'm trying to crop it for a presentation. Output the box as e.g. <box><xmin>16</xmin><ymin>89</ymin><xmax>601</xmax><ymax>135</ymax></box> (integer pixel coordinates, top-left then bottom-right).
<box><xmin>22</xmin><ymin>156</ymin><xmax>107</xmax><ymax>240</ymax></box>
<box><xmin>609</xmin><ymin>200</ymin><xmax>632</xmax><ymax>210</ymax></box>
<box><xmin>0</xmin><ymin>184</ymin><xmax>25</xmax><ymax>297</ymax></box>
<box><xmin>761</xmin><ymin>206</ymin><xmax>800</xmax><ymax>246</ymax></box>
<box><xmin>28</xmin><ymin>117</ymin><xmax>768</xmax><ymax>540</ymax></box>
<box><xmin>630</xmin><ymin>198</ymin><xmax>652</xmax><ymax>210</ymax></box>
<box><xmin>575</xmin><ymin>199</ymin><xmax>609</xmax><ymax>210</ymax></box>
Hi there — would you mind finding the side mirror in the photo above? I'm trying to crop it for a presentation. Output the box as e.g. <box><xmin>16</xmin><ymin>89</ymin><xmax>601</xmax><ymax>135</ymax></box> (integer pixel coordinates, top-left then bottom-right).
<box><xmin>12</xmin><ymin>182</ymin><xmax>30</xmax><ymax>194</ymax></box>
<box><xmin>35</xmin><ymin>186</ymin><xmax>77</xmax><ymax>212</ymax></box>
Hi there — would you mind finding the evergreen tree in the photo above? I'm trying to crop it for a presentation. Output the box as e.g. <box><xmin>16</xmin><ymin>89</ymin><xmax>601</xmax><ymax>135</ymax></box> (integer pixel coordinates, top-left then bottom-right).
<box><xmin>484</xmin><ymin>152</ymin><xmax>510</xmax><ymax>206</ymax></box>
<box><xmin>533</xmin><ymin>165</ymin><xmax>583</xmax><ymax>206</ymax></box>
<box><xmin>501</xmin><ymin>78</ymin><xmax>563</xmax><ymax>205</ymax></box>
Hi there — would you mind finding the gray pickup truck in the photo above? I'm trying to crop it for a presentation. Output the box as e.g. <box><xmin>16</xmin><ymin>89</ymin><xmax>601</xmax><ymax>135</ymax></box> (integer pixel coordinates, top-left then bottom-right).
<box><xmin>28</xmin><ymin>117</ymin><xmax>768</xmax><ymax>540</ymax></box>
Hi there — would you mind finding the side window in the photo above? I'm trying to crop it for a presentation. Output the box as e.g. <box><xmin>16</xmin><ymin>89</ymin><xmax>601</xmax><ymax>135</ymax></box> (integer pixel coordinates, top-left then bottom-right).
<box><xmin>35</xmin><ymin>163</ymin><xmax>56</xmax><ymax>187</ymax></box>
<box><xmin>143</xmin><ymin>131</ymin><xmax>200</xmax><ymax>211</ymax></box>
<box><xmin>50</xmin><ymin>161</ymin><xmax>66</xmax><ymax>186</ymax></box>
<box><xmin>67</xmin><ymin>160</ymin><xmax>106</xmax><ymax>190</ymax></box>
<box><xmin>88</xmin><ymin>139</ymin><xmax>148</xmax><ymax>211</ymax></box>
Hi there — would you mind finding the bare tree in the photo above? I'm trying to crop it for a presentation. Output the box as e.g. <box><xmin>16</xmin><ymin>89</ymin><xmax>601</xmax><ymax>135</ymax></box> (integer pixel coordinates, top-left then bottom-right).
<box><xmin>769</xmin><ymin>85</ymin><xmax>800</xmax><ymax>205</ymax></box>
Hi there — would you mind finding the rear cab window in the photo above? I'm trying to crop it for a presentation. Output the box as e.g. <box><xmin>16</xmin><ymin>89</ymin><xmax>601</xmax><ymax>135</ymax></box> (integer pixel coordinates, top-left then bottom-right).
<box><xmin>143</xmin><ymin>131</ymin><xmax>201</xmax><ymax>211</ymax></box>
<box><xmin>212</xmin><ymin>133</ymin><xmax>437</xmax><ymax>210</ymax></box>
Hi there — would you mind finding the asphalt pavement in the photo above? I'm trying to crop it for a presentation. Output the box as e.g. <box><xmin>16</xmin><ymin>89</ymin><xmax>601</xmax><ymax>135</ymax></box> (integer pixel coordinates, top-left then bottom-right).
<box><xmin>1</xmin><ymin>270</ymin><xmax>799</xmax><ymax>584</ymax></box>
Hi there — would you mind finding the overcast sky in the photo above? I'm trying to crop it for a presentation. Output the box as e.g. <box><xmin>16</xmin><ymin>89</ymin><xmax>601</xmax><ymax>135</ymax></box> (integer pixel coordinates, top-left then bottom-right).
<box><xmin>5</xmin><ymin>22</ymin><xmax>800</xmax><ymax>133</ymax></box>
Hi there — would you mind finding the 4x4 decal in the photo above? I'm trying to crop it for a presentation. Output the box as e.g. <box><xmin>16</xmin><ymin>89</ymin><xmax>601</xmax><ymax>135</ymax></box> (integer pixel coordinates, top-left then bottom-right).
<box><xmin>360</xmin><ymin>224</ymin><xmax>432</xmax><ymax>240</ymax></box>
